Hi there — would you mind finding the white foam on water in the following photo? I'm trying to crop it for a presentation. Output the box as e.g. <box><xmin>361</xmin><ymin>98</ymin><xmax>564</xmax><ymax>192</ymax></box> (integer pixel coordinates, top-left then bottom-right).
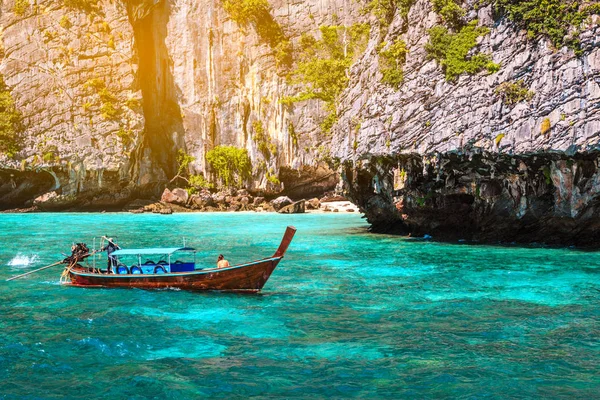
<box><xmin>7</xmin><ymin>253</ymin><xmax>39</xmax><ymax>268</ymax></box>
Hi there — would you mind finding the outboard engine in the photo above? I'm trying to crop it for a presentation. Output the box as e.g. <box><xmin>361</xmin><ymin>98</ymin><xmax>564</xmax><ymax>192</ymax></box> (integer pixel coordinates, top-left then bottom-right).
<box><xmin>63</xmin><ymin>243</ymin><xmax>90</xmax><ymax>264</ymax></box>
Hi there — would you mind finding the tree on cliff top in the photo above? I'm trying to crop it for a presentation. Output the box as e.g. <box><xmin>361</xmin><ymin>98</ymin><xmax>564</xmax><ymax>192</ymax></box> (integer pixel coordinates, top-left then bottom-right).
<box><xmin>0</xmin><ymin>77</ymin><xmax>22</xmax><ymax>158</ymax></box>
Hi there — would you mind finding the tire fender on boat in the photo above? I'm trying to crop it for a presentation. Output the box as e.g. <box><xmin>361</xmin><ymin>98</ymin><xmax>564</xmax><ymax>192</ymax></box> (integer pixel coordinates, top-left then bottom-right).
<box><xmin>130</xmin><ymin>265</ymin><xmax>143</xmax><ymax>275</ymax></box>
<box><xmin>116</xmin><ymin>265</ymin><xmax>130</xmax><ymax>275</ymax></box>
<box><xmin>154</xmin><ymin>266</ymin><xmax>166</xmax><ymax>274</ymax></box>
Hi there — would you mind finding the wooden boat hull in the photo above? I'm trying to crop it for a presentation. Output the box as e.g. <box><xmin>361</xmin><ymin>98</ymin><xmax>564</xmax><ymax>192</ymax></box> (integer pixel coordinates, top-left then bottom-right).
<box><xmin>63</xmin><ymin>226</ymin><xmax>296</xmax><ymax>292</ymax></box>
<box><xmin>67</xmin><ymin>257</ymin><xmax>281</xmax><ymax>292</ymax></box>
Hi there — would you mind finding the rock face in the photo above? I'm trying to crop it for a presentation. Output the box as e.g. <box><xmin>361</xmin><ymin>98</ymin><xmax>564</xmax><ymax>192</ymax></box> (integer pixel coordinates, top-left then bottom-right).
<box><xmin>33</xmin><ymin>191</ymin><xmax>79</xmax><ymax>211</ymax></box>
<box><xmin>331</xmin><ymin>2</ymin><xmax>600</xmax><ymax>159</ymax></box>
<box><xmin>189</xmin><ymin>190</ymin><xmax>215</xmax><ymax>208</ymax></box>
<box><xmin>324</xmin><ymin>1</ymin><xmax>600</xmax><ymax>245</ymax></box>
<box><xmin>344</xmin><ymin>151</ymin><xmax>600</xmax><ymax>246</ymax></box>
<box><xmin>0</xmin><ymin>0</ymin><xmax>354</xmax><ymax>205</ymax></box>
<box><xmin>279</xmin><ymin>164</ymin><xmax>338</xmax><ymax>199</ymax></box>
<box><xmin>137</xmin><ymin>0</ymin><xmax>357</xmax><ymax>188</ymax></box>
<box><xmin>306</xmin><ymin>198</ymin><xmax>320</xmax><ymax>210</ymax></box>
<box><xmin>0</xmin><ymin>169</ymin><xmax>55</xmax><ymax>209</ymax></box>
<box><xmin>2</xmin><ymin>0</ymin><xmax>600</xmax><ymax>245</ymax></box>
<box><xmin>0</xmin><ymin>0</ymin><xmax>144</xmax><ymax>190</ymax></box>
<box><xmin>278</xmin><ymin>199</ymin><xmax>305</xmax><ymax>214</ymax></box>
<box><xmin>271</xmin><ymin>196</ymin><xmax>293</xmax><ymax>211</ymax></box>
<box><xmin>161</xmin><ymin>188</ymin><xmax>189</xmax><ymax>206</ymax></box>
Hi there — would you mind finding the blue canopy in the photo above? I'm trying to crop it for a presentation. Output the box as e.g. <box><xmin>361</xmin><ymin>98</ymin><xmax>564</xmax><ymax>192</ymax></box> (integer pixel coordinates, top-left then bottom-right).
<box><xmin>111</xmin><ymin>247</ymin><xmax>196</xmax><ymax>256</ymax></box>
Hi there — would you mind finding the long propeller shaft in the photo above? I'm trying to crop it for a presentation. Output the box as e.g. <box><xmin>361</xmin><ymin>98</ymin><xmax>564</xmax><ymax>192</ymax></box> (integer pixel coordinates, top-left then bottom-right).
<box><xmin>6</xmin><ymin>261</ymin><xmax>64</xmax><ymax>281</ymax></box>
<box><xmin>6</xmin><ymin>250</ymin><xmax>96</xmax><ymax>282</ymax></box>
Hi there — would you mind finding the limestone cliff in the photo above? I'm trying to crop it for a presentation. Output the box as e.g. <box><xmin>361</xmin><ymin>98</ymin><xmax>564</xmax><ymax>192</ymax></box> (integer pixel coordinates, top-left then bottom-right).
<box><xmin>328</xmin><ymin>0</ymin><xmax>600</xmax><ymax>245</ymax></box>
<box><xmin>0</xmin><ymin>0</ymin><xmax>357</xmax><ymax>208</ymax></box>
<box><xmin>1</xmin><ymin>0</ymin><xmax>143</xmax><ymax>197</ymax></box>
<box><xmin>136</xmin><ymin>0</ymin><xmax>361</xmax><ymax>187</ymax></box>
<box><xmin>332</xmin><ymin>1</ymin><xmax>600</xmax><ymax>158</ymax></box>
<box><xmin>1</xmin><ymin>0</ymin><xmax>600</xmax><ymax>246</ymax></box>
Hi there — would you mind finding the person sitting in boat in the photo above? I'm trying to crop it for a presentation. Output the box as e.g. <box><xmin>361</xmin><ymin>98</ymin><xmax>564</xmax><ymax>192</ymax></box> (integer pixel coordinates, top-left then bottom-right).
<box><xmin>101</xmin><ymin>237</ymin><xmax>121</xmax><ymax>273</ymax></box>
<box><xmin>217</xmin><ymin>254</ymin><xmax>230</xmax><ymax>268</ymax></box>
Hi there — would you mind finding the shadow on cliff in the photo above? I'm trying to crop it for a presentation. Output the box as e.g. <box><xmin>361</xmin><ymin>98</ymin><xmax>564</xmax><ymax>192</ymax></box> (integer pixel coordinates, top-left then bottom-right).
<box><xmin>0</xmin><ymin>169</ymin><xmax>55</xmax><ymax>210</ymax></box>
<box><xmin>126</xmin><ymin>0</ymin><xmax>185</xmax><ymax>196</ymax></box>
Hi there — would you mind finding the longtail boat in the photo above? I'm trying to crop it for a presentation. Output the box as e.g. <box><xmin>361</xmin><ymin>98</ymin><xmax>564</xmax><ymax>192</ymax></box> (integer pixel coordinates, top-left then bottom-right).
<box><xmin>61</xmin><ymin>226</ymin><xmax>296</xmax><ymax>293</ymax></box>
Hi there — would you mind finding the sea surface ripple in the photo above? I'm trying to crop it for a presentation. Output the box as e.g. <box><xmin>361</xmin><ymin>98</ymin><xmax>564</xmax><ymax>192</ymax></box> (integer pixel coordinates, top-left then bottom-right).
<box><xmin>0</xmin><ymin>212</ymin><xmax>599</xmax><ymax>398</ymax></box>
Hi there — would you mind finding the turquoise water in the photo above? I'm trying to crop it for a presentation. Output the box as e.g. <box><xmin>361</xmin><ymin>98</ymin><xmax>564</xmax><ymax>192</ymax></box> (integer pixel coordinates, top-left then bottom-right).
<box><xmin>0</xmin><ymin>213</ymin><xmax>599</xmax><ymax>398</ymax></box>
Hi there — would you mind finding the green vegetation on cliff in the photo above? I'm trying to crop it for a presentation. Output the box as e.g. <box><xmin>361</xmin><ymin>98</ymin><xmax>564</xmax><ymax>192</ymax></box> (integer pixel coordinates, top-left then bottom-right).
<box><xmin>187</xmin><ymin>174</ymin><xmax>213</xmax><ymax>192</ymax></box>
<box><xmin>206</xmin><ymin>145</ymin><xmax>252</xmax><ymax>188</ymax></box>
<box><xmin>266</xmin><ymin>168</ymin><xmax>280</xmax><ymax>186</ymax></box>
<box><xmin>426</xmin><ymin>21</ymin><xmax>499</xmax><ymax>81</ymax></box>
<box><xmin>176</xmin><ymin>149</ymin><xmax>195</xmax><ymax>177</ymax></box>
<box><xmin>59</xmin><ymin>16</ymin><xmax>72</xmax><ymax>29</ymax></box>
<box><xmin>494</xmin><ymin>133</ymin><xmax>505</xmax><ymax>147</ymax></box>
<box><xmin>378</xmin><ymin>39</ymin><xmax>408</xmax><ymax>89</ymax></box>
<box><xmin>273</xmin><ymin>40</ymin><xmax>293</xmax><ymax>70</ymax></box>
<box><xmin>493</xmin><ymin>0</ymin><xmax>598</xmax><ymax>51</ymax></box>
<box><xmin>540</xmin><ymin>118</ymin><xmax>551</xmax><ymax>135</ymax></box>
<box><xmin>283</xmin><ymin>24</ymin><xmax>370</xmax><ymax>133</ymax></box>
<box><xmin>252</xmin><ymin>121</ymin><xmax>277</xmax><ymax>161</ymax></box>
<box><xmin>116</xmin><ymin>127</ymin><xmax>134</xmax><ymax>149</ymax></box>
<box><xmin>172</xmin><ymin>150</ymin><xmax>214</xmax><ymax>193</ymax></box>
<box><xmin>495</xmin><ymin>80</ymin><xmax>535</xmax><ymax>105</ymax></box>
<box><xmin>63</xmin><ymin>0</ymin><xmax>100</xmax><ymax>13</ymax></box>
<box><xmin>221</xmin><ymin>0</ymin><xmax>291</xmax><ymax>68</ymax></box>
<box><xmin>364</xmin><ymin>0</ymin><xmax>416</xmax><ymax>26</ymax></box>
<box><xmin>13</xmin><ymin>0</ymin><xmax>29</xmax><ymax>15</ymax></box>
<box><xmin>42</xmin><ymin>145</ymin><xmax>59</xmax><ymax>163</ymax></box>
<box><xmin>222</xmin><ymin>0</ymin><xmax>269</xmax><ymax>26</ymax></box>
<box><xmin>84</xmin><ymin>78</ymin><xmax>121</xmax><ymax>120</ymax></box>
<box><xmin>432</xmin><ymin>0</ymin><xmax>465</xmax><ymax>28</ymax></box>
<box><xmin>0</xmin><ymin>77</ymin><xmax>22</xmax><ymax>158</ymax></box>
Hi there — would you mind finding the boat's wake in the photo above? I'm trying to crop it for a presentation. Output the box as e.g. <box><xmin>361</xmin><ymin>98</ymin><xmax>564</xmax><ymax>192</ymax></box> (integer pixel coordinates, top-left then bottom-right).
<box><xmin>8</xmin><ymin>253</ymin><xmax>40</xmax><ymax>268</ymax></box>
